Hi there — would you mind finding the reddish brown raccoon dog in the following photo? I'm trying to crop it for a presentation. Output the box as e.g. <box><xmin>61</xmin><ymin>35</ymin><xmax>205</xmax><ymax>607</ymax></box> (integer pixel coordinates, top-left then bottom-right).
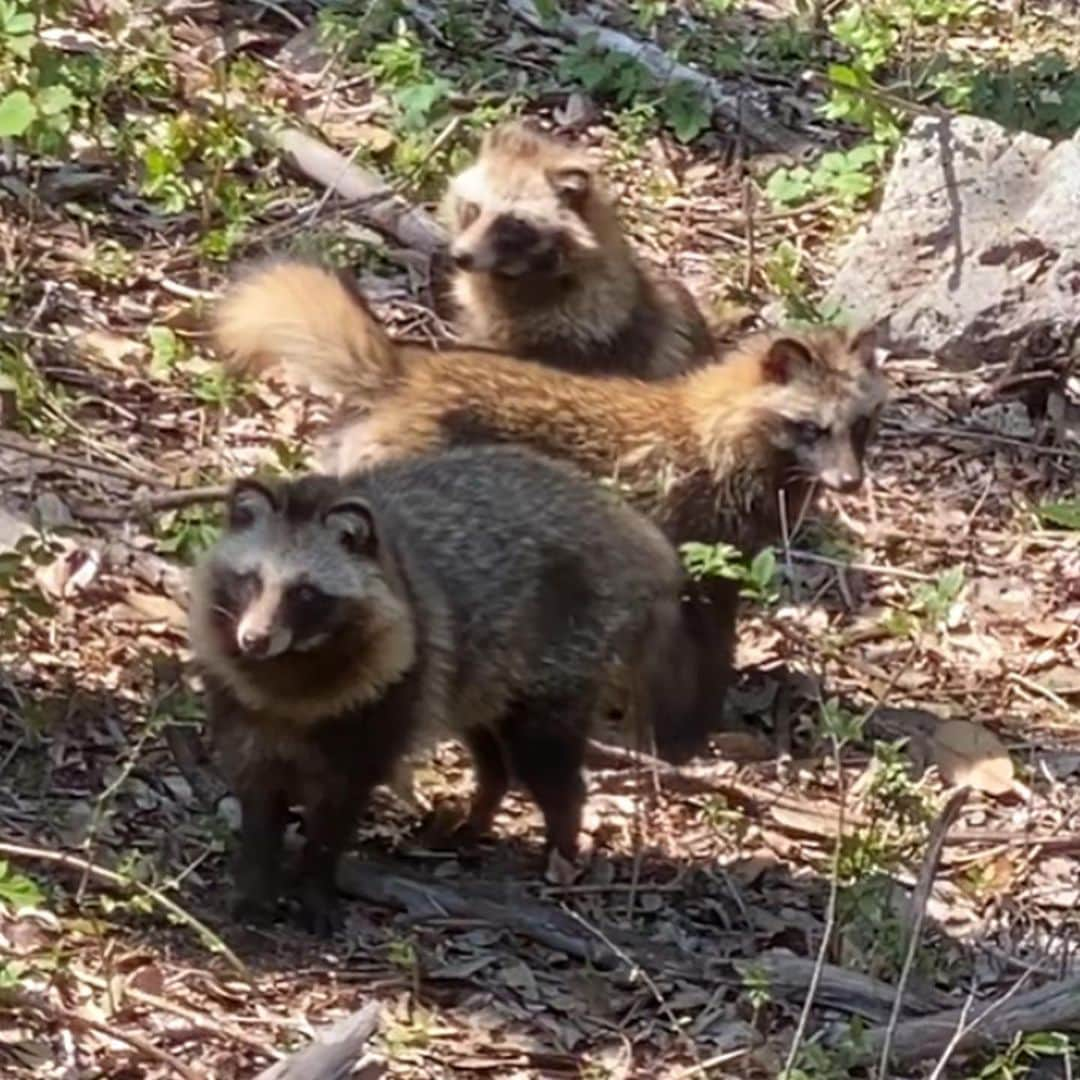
<box><xmin>214</xmin><ymin>259</ymin><xmax>888</xmax><ymax>759</ymax></box>
<box><xmin>440</xmin><ymin>120</ymin><xmax>714</xmax><ymax>379</ymax></box>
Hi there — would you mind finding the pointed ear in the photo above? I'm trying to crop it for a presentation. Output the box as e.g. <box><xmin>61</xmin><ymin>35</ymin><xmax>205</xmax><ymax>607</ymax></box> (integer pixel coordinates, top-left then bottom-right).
<box><xmin>849</xmin><ymin>325</ymin><xmax>879</xmax><ymax>372</ymax></box>
<box><xmin>228</xmin><ymin>479</ymin><xmax>276</xmax><ymax>531</ymax></box>
<box><xmin>324</xmin><ymin>498</ymin><xmax>377</xmax><ymax>557</ymax></box>
<box><xmin>762</xmin><ymin>337</ymin><xmax>816</xmax><ymax>384</ymax></box>
<box><xmin>548</xmin><ymin>166</ymin><xmax>591</xmax><ymax>209</ymax></box>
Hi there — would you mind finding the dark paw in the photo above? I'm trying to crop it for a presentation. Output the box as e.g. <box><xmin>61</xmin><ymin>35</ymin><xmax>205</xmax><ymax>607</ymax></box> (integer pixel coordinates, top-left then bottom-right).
<box><xmin>296</xmin><ymin>881</ymin><xmax>344</xmax><ymax>938</ymax></box>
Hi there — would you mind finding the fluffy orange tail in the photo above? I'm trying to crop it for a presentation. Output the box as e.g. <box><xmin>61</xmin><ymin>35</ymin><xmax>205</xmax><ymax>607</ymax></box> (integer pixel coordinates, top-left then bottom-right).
<box><xmin>213</xmin><ymin>260</ymin><xmax>403</xmax><ymax>401</ymax></box>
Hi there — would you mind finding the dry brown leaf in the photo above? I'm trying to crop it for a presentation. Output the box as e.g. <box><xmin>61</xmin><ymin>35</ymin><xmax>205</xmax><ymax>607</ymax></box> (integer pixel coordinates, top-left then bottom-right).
<box><xmin>931</xmin><ymin>719</ymin><xmax>1014</xmax><ymax>796</ymax></box>
<box><xmin>115</xmin><ymin>590</ymin><xmax>188</xmax><ymax>630</ymax></box>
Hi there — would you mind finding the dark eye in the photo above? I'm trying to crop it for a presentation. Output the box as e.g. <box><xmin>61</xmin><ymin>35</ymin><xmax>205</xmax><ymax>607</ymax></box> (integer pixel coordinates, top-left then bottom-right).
<box><xmin>459</xmin><ymin>200</ymin><xmax>480</xmax><ymax>227</ymax></box>
<box><xmin>215</xmin><ymin>569</ymin><xmax>260</xmax><ymax>608</ymax></box>
<box><xmin>292</xmin><ymin>584</ymin><xmax>323</xmax><ymax>609</ymax></box>
<box><xmin>794</xmin><ymin>420</ymin><xmax>829</xmax><ymax>442</ymax></box>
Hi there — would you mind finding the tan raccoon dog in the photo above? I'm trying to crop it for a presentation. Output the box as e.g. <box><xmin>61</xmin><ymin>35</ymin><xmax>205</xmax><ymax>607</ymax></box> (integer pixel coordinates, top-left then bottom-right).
<box><xmin>188</xmin><ymin>446</ymin><xmax>696</xmax><ymax>935</ymax></box>
<box><xmin>441</xmin><ymin>120</ymin><xmax>713</xmax><ymax>379</ymax></box>
<box><xmin>214</xmin><ymin>259</ymin><xmax>888</xmax><ymax>557</ymax></box>
<box><xmin>214</xmin><ymin>259</ymin><xmax>888</xmax><ymax>760</ymax></box>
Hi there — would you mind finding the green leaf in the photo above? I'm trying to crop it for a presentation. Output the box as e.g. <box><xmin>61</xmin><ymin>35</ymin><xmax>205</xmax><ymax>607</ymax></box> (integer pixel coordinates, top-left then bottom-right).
<box><xmin>662</xmin><ymin>81</ymin><xmax>711</xmax><ymax>143</ymax></box>
<box><xmin>750</xmin><ymin>548</ymin><xmax>777</xmax><ymax>589</ymax></box>
<box><xmin>147</xmin><ymin>325</ymin><xmax>179</xmax><ymax>376</ymax></box>
<box><xmin>0</xmin><ymin>90</ymin><xmax>36</xmax><ymax>137</ymax></box>
<box><xmin>4</xmin><ymin>11</ymin><xmax>33</xmax><ymax>34</ymax></box>
<box><xmin>1037</xmin><ymin>500</ymin><xmax>1080</xmax><ymax>530</ymax></box>
<box><xmin>0</xmin><ymin>860</ymin><xmax>44</xmax><ymax>911</ymax></box>
<box><xmin>35</xmin><ymin>83</ymin><xmax>73</xmax><ymax>117</ymax></box>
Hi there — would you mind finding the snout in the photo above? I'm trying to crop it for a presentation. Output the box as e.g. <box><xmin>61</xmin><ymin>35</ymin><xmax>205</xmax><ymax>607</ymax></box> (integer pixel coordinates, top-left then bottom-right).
<box><xmin>450</xmin><ymin>246</ymin><xmax>475</xmax><ymax>271</ymax></box>
<box><xmin>819</xmin><ymin>466</ymin><xmax>864</xmax><ymax>494</ymax></box>
<box><xmin>237</xmin><ymin>627</ymin><xmax>272</xmax><ymax>658</ymax></box>
<box><xmin>235</xmin><ymin>619</ymin><xmax>292</xmax><ymax>659</ymax></box>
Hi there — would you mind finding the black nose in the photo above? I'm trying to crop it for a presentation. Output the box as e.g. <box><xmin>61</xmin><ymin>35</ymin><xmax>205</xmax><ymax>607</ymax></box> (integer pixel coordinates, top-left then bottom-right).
<box><xmin>832</xmin><ymin>472</ymin><xmax>862</xmax><ymax>494</ymax></box>
<box><xmin>452</xmin><ymin>249</ymin><xmax>475</xmax><ymax>271</ymax></box>
<box><xmin>238</xmin><ymin>629</ymin><xmax>271</xmax><ymax>657</ymax></box>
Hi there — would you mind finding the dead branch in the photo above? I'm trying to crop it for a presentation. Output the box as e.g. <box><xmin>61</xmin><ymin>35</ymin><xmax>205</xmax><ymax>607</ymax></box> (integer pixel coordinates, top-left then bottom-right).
<box><xmin>504</xmin><ymin>0</ymin><xmax>814</xmax><ymax>156</ymax></box>
<box><xmin>853</xmin><ymin>973</ymin><xmax>1080</xmax><ymax>1068</ymax></box>
<box><xmin>336</xmin><ymin>857</ymin><xmax>618</xmax><ymax>967</ymax></box>
<box><xmin>746</xmin><ymin>953</ymin><xmax>951</xmax><ymax>1022</ymax></box>
<box><xmin>271</xmin><ymin>127</ymin><xmax>447</xmax><ymax>255</ymax></box>
<box><xmin>253</xmin><ymin>1001</ymin><xmax>381</xmax><ymax>1080</ymax></box>
<box><xmin>338</xmin><ymin>858</ymin><xmax>947</xmax><ymax>1021</ymax></box>
<box><xmin>71</xmin><ymin>485</ymin><xmax>229</xmax><ymax>524</ymax></box>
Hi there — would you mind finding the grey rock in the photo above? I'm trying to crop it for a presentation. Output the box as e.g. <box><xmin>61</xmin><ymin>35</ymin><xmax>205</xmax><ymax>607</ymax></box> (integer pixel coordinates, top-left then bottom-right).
<box><xmin>827</xmin><ymin>114</ymin><xmax>1080</xmax><ymax>368</ymax></box>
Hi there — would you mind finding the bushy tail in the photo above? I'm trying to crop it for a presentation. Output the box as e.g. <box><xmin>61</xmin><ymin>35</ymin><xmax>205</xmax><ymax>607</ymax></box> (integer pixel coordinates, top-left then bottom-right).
<box><xmin>213</xmin><ymin>260</ymin><xmax>403</xmax><ymax>402</ymax></box>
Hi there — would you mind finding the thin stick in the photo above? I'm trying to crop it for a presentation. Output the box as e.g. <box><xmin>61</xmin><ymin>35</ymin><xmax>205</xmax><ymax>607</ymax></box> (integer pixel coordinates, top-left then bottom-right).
<box><xmin>73</xmin><ymin>969</ymin><xmax>280</xmax><ymax>1061</ymax></box>
<box><xmin>71</xmin><ymin>485</ymin><xmax>230</xmax><ymax>523</ymax></box>
<box><xmin>787</xmin><ymin>548</ymin><xmax>937</xmax><ymax>582</ymax></box>
<box><xmin>1</xmin><ymin>985</ymin><xmax>202</xmax><ymax>1080</ymax></box>
<box><xmin>781</xmin><ymin>733</ymin><xmax>846</xmax><ymax>1077</ymax></box>
<box><xmin>0</xmin><ymin>841</ymin><xmax>248</xmax><ymax>977</ymax></box>
<box><xmin>0</xmin><ymin>434</ymin><xmax>161</xmax><ymax>485</ymax></box>
<box><xmin>877</xmin><ymin>787</ymin><xmax>970</xmax><ymax>1077</ymax></box>
<box><xmin>561</xmin><ymin>906</ymin><xmax>704</xmax><ymax>1070</ymax></box>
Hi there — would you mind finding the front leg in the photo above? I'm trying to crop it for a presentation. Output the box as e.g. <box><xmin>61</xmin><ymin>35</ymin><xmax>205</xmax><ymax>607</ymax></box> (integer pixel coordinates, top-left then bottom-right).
<box><xmin>296</xmin><ymin>773</ymin><xmax>381</xmax><ymax>937</ymax></box>
<box><xmin>232</xmin><ymin>780</ymin><xmax>289</xmax><ymax>926</ymax></box>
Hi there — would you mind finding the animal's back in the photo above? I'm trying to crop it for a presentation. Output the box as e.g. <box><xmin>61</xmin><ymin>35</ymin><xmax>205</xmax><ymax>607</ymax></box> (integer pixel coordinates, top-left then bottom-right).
<box><xmin>350</xmin><ymin>447</ymin><xmax>682</xmax><ymax>710</ymax></box>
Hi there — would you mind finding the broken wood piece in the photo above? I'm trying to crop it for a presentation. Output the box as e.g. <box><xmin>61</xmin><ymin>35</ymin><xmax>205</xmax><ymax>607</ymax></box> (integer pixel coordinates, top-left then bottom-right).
<box><xmin>253</xmin><ymin>1001</ymin><xmax>381</xmax><ymax>1080</ymax></box>
<box><xmin>854</xmin><ymin>972</ymin><xmax>1080</xmax><ymax>1069</ymax></box>
<box><xmin>739</xmin><ymin>951</ymin><xmax>953</xmax><ymax>1024</ymax></box>
<box><xmin>335</xmin><ymin>857</ymin><xmax>619</xmax><ymax>967</ymax></box>
<box><xmin>272</xmin><ymin>127</ymin><xmax>448</xmax><ymax>255</ymax></box>
<box><xmin>504</xmin><ymin>0</ymin><xmax>814</xmax><ymax>156</ymax></box>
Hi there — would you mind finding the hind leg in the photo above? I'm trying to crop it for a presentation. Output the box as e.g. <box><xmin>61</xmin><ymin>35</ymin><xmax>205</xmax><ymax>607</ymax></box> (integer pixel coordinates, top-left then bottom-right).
<box><xmin>497</xmin><ymin>697</ymin><xmax>589</xmax><ymax>863</ymax></box>
<box><xmin>461</xmin><ymin>725</ymin><xmax>511</xmax><ymax>839</ymax></box>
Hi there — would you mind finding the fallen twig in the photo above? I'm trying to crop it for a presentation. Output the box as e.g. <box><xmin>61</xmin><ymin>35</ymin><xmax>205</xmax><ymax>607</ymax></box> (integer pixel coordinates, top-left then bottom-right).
<box><xmin>73</xmin><ymin>969</ymin><xmax>280</xmax><ymax>1062</ymax></box>
<box><xmin>70</xmin><ymin>485</ymin><xmax>229</xmax><ymax>524</ymax></box>
<box><xmin>271</xmin><ymin>127</ymin><xmax>447</xmax><ymax>255</ymax></box>
<box><xmin>0</xmin><ymin>986</ymin><xmax>202</xmax><ymax>1080</ymax></box>
<box><xmin>505</xmin><ymin>0</ymin><xmax>813</xmax><ymax>155</ymax></box>
<box><xmin>0</xmin><ymin>840</ymin><xmax>248</xmax><ymax>977</ymax></box>
<box><xmin>253</xmin><ymin>1001</ymin><xmax>381</xmax><ymax>1080</ymax></box>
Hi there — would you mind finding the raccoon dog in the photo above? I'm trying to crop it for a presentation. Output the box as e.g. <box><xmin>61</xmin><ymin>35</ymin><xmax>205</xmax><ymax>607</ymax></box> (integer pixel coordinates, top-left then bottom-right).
<box><xmin>188</xmin><ymin>446</ymin><xmax>693</xmax><ymax>934</ymax></box>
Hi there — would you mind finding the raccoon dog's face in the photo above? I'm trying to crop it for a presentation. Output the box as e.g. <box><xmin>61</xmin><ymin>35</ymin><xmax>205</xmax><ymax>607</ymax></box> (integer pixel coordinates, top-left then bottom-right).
<box><xmin>445</xmin><ymin>124</ymin><xmax>601</xmax><ymax>281</ymax></box>
<box><xmin>203</xmin><ymin>478</ymin><xmax>394</xmax><ymax>663</ymax></box>
<box><xmin>761</xmin><ymin>328</ymin><xmax>887</xmax><ymax>494</ymax></box>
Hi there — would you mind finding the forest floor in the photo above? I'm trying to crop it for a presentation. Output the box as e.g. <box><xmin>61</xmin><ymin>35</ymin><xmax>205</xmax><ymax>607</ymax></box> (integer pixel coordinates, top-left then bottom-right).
<box><xmin>2</xmin><ymin>1</ymin><xmax>1080</xmax><ymax>1077</ymax></box>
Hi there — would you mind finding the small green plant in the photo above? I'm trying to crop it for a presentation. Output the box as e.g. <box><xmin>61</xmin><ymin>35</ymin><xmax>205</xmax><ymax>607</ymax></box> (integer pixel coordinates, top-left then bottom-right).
<box><xmin>816</xmin><ymin>697</ymin><xmax>864</xmax><ymax>750</ymax></box>
<box><xmin>0</xmin><ymin>859</ymin><xmax>44</xmax><ymax>911</ymax></box>
<box><xmin>976</xmin><ymin>1031</ymin><xmax>1074</xmax><ymax>1079</ymax></box>
<box><xmin>0</xmin><ymin>0</ymin><xmax>82</xmax><ymax>151</ymax></box>
<box><xmin>882</xmin><ymin>565</ymin><xmax>965</xmax><ymax>638</ymax></box>
<box><xmin>660</xmin><ymin>80</ymin><xmax>713</xmax><ymax>143</ymax></box>
<box><xmin>680</xmin><ymin>542</ymin><xmax>781</xmax><ymax>605</ymax></box>
<box><xmin>740</xmin><ymin>963</ymin><xmax>772</xmax><ymax>1030</ymax></box>
<box><xmin>765</xmin><ymin>142</ymin><xmax>885</xmax><ymax>209</ymax></box>
<box><xmin>156</xmin><ymin>506</ymin><xmax>220</xmax><ymax>564</ymax></box>
<box><xmin>147</xmin><ymin>325</ymin><xmax>186</xmax><ymax>379</ymax></box>
<box><xmin>699</xmin><ymin>793</ymin><xmax>744</xmax><ymax>835</ymax></box>
<box><xmin>1036</xmin><ymin>499</ymin><xmax>1080</xmax><ymax>530</ymax></box>
<box><xmin>781</xmin><ymin>1018</ymin><xmax>870</xmax><ymax>1079</ymax></box>
<box><xmin>763</xmin><ymin>241</ymin><xmax>843</xmax><ymax>325</ymax></box>
<box><xmin>0</xmin><ymin>533</ymin><xmax>58</xmax><ymax>643</ymax></box>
